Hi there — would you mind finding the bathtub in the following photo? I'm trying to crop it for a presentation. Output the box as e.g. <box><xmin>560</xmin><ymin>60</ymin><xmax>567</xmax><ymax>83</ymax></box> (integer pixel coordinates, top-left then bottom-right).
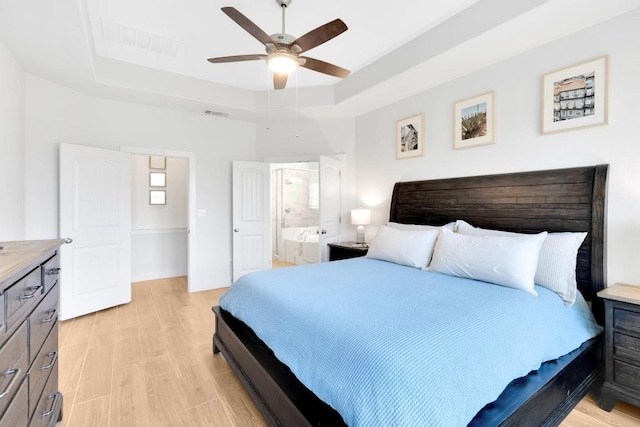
<box><xmin>285</xmin><ymin>235</ymin><xmax>319</xmax><ymax>265</ymax></box>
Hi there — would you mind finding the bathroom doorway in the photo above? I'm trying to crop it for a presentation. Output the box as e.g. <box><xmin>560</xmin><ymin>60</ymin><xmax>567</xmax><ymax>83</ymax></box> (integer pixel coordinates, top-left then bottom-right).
<box><xmin>270</xmin><ymin>162</ymin><xmax>320</xmax><ymax>267</ymax></box>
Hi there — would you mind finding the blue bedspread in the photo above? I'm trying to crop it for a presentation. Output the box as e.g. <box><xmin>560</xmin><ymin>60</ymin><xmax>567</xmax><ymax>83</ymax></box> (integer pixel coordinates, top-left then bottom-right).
<box><xmin>220</xmin><ymin>258</ymin><xmax>602</xmax><ymax>426</ymax></box>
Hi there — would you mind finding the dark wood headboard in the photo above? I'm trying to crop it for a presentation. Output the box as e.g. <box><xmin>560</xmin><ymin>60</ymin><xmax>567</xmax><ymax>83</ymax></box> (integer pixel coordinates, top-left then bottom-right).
<box><xmin>389</xmin><ymin>165</ymin><xmax>609</xmax><ymax>322</ymax></box>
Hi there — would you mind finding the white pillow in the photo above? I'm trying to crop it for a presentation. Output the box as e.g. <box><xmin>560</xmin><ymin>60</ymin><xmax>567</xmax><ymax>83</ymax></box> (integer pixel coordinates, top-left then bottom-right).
<box><xmin>455</xmin><ymin>220</ymin><xmax>587</xmax><ymax>305</ymax></box>
<box><xmin>429</xmin><ymin>228</ymin><xmax>547</xmax><ymax>295</ymax></box>
<box><xmin>366</xmin><ymin>225</ymin><xmax>440</xmax><ymax>269</ymax></box>
<box><xmin>388</xmin><ymin>222</ymin><xmax>456</xmax><ymax>232</ymax></box>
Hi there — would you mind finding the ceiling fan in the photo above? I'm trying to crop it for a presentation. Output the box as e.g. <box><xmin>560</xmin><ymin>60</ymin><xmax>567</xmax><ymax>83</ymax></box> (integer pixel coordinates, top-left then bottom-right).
<box><xmin>207</xmin><ymin>0</ymin><xmax>350</xmax><ymax>90</ymax></box>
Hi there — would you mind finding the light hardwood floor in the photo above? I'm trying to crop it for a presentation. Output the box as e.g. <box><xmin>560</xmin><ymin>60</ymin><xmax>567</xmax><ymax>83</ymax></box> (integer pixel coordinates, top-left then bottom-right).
<box><xmin>57</xmin><ymin>277</ymin><xmax>640</xmax><ymax>426</ymax></box>
<box><xmin>272</xmin><ymin>258</ymin><xmax>296</xmax><ymax>268</ymax></box>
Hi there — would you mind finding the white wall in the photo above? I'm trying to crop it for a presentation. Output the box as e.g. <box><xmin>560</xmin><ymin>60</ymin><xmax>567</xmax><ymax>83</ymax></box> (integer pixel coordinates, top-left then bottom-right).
<box><xmin>24</xmin><ymin>75</ymin><xmax>257</xmax><ymax>289</ymax></box>
<box><xmin>131</xmin><ymin>154</ymin><xmax>188</xmax><ymax>282</ymax></box>
<box><xmin>257</xmin><ymin>118</ymin><xmax>357</xmax><ymax>240</ymax></box>
<box><xmin>0</xmin><ymin>39</ymin><xmax>25</xmax><ymax>240</ymax></box>
<box><xmin>355</xmin><ymin>11</ymin><xmax>640</xmax><ymax>286</ymax></box>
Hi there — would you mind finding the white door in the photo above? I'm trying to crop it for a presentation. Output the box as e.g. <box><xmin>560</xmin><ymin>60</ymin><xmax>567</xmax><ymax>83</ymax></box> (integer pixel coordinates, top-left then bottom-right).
<box><xmin>59</xmin><ymin>143</ymin><xmax>131</xmax><ymax>320</ymax></box>
<box><xmin>232</xmin><ymin>161</ymin><xmax>271</xmax><ymax>281</ymax></box>
<box><xmin>318</xmin><ymin>155</ymin><xmax>341</xmax><ymax>262</ymax></box>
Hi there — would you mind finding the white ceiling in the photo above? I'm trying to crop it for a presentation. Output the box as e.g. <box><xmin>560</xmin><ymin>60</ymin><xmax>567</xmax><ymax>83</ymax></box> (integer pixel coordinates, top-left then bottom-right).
<box><xmin>1</xmin><ymin>0</ymin><xmax>639</xmax><ymax>121</ymax></box>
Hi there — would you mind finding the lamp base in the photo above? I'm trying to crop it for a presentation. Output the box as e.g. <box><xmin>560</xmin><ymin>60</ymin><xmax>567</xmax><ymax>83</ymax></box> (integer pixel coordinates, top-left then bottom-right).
<box><xmin>356</xmin><ymin>225</ymin><xmax>365</xmax><ymax>244</ymax></box>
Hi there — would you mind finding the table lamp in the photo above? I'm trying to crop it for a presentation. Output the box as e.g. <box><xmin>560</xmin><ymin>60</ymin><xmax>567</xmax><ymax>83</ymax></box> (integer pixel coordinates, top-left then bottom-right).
<box><xmin>351</xmin><ymin>208</ymin><xmax>371</xmax><ymax>244</ymax></box>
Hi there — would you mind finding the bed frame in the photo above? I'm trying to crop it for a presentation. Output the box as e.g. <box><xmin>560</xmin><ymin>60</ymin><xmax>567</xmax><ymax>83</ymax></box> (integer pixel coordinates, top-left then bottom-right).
<box><xmin>213</xmin><ymin>164</ymin><xmax>609</xmax><ymax>426</ymax></box>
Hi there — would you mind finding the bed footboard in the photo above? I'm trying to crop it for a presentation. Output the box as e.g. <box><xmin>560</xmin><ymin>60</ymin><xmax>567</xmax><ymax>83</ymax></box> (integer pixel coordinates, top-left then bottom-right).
<box><xmin>213</xmin><ymin>306</ymin><xmax>346</xmax><ymax>427</ymax></box>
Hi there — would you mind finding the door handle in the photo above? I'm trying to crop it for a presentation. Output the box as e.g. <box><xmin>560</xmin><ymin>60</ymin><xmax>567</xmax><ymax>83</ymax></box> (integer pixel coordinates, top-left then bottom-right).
<box><xmin>234</xmin><ymin>228</ymin><xmax>239</xmax><ymax>232</ymax></box>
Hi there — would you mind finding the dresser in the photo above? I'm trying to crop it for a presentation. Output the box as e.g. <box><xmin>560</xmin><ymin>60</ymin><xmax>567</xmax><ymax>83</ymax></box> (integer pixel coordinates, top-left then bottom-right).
<box><xmin>0</xmin><ymin>240</ymin><xmax>63</xmax><ymax>427</ymax></box>
<box><xmin>598</xmin><ymin>283</ymin><xmax>640</xmax><ymax>411</ymax></box>
<box><xmin>328</xmin><ymin>241</ymin><xmax>368</xmax><ymax>261</ymax></box>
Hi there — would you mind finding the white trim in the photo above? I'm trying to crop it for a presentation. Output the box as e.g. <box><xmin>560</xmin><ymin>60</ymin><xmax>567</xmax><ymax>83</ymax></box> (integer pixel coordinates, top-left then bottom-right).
<box><xmin>120</xmin><ymin>145</ymin><xmax>199</xmax><ymax>293</ymax></box>
<box><xmin>131</xmin><ymin>227</ymin><xmax>187</xmax><ymax>235</ymax></box>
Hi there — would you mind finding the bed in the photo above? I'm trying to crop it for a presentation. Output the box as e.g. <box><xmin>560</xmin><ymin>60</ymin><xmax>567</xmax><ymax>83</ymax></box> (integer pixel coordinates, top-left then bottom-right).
<box><xmin>212</xmin><ymin>164</ymin><xmax>609</xmax><ymax>426</ymax></box>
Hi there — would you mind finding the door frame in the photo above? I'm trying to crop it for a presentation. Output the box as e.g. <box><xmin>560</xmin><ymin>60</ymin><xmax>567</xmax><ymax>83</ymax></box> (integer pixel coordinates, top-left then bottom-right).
<box><xmin>120</xmin><ymin>146</ymin><xmax>199</xmax><ymax>292</ymax></box>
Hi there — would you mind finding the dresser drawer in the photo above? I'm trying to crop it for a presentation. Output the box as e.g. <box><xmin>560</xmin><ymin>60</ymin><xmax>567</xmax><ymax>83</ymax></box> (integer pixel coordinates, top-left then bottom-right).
<box><xmin>40</xmin><ymin>254</ymin><xmax>60</xmax><ymax>295</ymax></box>
<box><xmin>614</xmin><ymin>307</ymin><xmax>640</xmax><ymax>336</ymax></box>
<box><xmin>28</xmin><ymin>362</ymin><xmax>59</xmax><ymax>427</ymax></box>
<box><xmin>28</xmin><ymin>285</ymin><xmax>58</xmax><ymax>363</ymax></box>
<box><xmin>0</xmin><ymin>321</ymin><xmax>28</xmax><ymax>416</ymax></box>
<box><xmin>0</xmin><ymin>377</ymin><xmax>28</xmax><ymax>427</ymax></box>
<box><xmin>614</xmin><ymin>359</ymin><xmax>640</xmax><ymax>393</ymax></box>
<box><xmin>28</xmin><ymin>323</ymin><xmax>58</xmax><ymax>419</ymax></box>
<box><xmin>614</xmin><ymin>332</ymin><xmax>640</xmax><ymax>362</ymax></box>
<box><xmin>5</xmin><ymin>269</ymin><xmax>43</xmax><ymax>334</ymax></box>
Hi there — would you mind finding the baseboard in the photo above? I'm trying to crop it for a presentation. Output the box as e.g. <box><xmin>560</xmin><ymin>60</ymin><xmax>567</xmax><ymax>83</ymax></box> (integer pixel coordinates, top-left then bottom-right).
<box><xmin>132</xmin><ymin>269</ymin><xmax>187</xmax><ymax>282</ymax></box>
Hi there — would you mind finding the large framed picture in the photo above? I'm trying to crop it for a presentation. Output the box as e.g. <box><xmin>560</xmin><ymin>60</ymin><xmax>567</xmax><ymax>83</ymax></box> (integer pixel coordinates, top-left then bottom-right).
<box><xmin>542</xmin><ymin>56</ymin><xmax>608</xmax><ymax>134</ymax></box>
<box><xmin>396</xmin><ymin>114</ymin><xmax>424</xmax><ymax>159</ymax></box>
<box><xmin>454</xmin><ymin>91</ymin><xmax>495</xmax><ymax>149</ymax></box>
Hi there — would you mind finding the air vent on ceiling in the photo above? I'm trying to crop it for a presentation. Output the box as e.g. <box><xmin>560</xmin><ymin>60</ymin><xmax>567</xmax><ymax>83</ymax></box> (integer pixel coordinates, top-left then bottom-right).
<box><xmin>204</xmin><ymin>109</ymin><xmax>230</xmax><ymax>118</ymax></box>
<box><xmin>102</xmin><ymin>18</ymin><xmax>180</xmax><ymax>57</ymax></box>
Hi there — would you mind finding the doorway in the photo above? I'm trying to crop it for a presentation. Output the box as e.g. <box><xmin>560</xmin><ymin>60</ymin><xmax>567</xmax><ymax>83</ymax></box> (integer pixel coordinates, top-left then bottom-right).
<box><xmin>270</xmin><ymin>162</ymin><xmax>319</xmax><ymax>268</ymax></box>
<box><xmin>121</xmin><ymin>146</ymin><xmax>199</xmax><ymax>293</ymax></box>
<box><xmin>231</xmin><ymin>155</ymin><xmax>342</xmax><ymax>281</ymax></box>
<box><xmin>130</xmin><ymin>154</ymin><xmax>189</xmax><ymax>282</ymax></box>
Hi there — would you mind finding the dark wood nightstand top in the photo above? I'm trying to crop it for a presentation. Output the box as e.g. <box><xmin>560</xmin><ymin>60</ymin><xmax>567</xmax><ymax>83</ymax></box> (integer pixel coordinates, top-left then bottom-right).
<box><xmin>328</xmin><ymin>241</ymin><xmax>369</xmax><ymax>251</ymax></box>
<box><xmin>598</xmin><ymin>283</ymin><xmax>640</xmax><ymax>306</ymax></box>
<box><xmin>328</xmin><ymin>241</ymin><xmax>368</xmax><ymax>261</ymax></box>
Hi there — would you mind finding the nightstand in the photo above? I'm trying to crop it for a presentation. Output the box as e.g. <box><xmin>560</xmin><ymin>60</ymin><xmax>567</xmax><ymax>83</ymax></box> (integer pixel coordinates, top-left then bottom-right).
<box><xmin>328</xmin><ymin>241</ymin><xmax>368</xmax><ymax>261</ymax></box>
<box><xmin>598</xmin><ymin>283</ymin><xmax>640</xmax><ymax>411</ymax></box>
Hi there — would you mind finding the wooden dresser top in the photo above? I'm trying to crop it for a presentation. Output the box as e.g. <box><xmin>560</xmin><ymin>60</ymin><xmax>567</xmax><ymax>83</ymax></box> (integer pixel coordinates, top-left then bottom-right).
<box><xmin>0</xmin><ymin>239</ymin><xmax>64</xmax><ymax>284</ymax></box>
<box><xmin>598</xmin><ymin>283</ymin><xmax>640</xmax><ymax>306</ymax></box>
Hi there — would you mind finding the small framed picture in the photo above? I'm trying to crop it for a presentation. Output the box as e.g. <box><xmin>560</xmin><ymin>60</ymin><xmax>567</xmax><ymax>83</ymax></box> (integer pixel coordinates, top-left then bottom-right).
<box><xmin>454</xmin><ymin>91</ymin><xmax>495</xmax><ymax>149</ymax></box>
<box><xmin>149</xmin><ymin>190</ymin><xmax>166</xmax><ymax>205</ymax></box>
<box><xmin>542</xmin><ymin>56</ymin><xmax>608</xmax><ymax>134</ymax></box>
<box><xmin>149</xmin><ymin>172</ymin><xmax>166</xmax><ymax>187</ymax></box>
<box><xmin>149</xmin><ymin>155</ymin><xmax>166</xmax><ymax>169</ymax></box>
<box><xmin>396</xmin><ymin>114</ymin><xmax>424</xmax><ymax>159</ymax></box>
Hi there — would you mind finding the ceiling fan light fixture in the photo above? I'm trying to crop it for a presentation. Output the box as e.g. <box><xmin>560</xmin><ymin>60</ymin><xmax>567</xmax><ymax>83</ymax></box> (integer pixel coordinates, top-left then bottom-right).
<box><xmin>267</xmin><ymin>51</ymin><xmax>298</xmax><ymax>74</ymax></box>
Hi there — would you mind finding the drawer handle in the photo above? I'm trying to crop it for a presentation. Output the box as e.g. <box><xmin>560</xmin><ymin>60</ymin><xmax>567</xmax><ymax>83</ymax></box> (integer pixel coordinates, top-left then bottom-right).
<box><xmin>42</xmin><ymin>308</ymin><xmax>57</xmax><ymax>324</ymax></box>
<box><xmin>46</xmin><ymin>267</ymin><xmax>61</xmax><ymax>276</ymax></box>
<box><xmin>0</xmin><ymin>368</ymin><xmax>21</xmax><ymax>400</ymax></box>
<box><xmin>39</xmin><ymin>351</ymin><xmax>58</xmax><ymax>371</ymax></box>
<box><xmin>19</xmin><ymin>285</ymin><xmax>43</xmax><ymax>300</ymax></box>
<box><xmin>41</xmin><ymin>392</ymin><xmax>59</xmax><ymax>418</ymax></box>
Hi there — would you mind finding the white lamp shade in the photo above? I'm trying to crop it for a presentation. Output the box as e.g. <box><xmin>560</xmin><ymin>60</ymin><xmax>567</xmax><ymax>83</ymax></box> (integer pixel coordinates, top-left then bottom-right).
<box><xmin>351</xmin><ymin>208</ymin><xmax>371</xmax><ymax>225</ymax></box>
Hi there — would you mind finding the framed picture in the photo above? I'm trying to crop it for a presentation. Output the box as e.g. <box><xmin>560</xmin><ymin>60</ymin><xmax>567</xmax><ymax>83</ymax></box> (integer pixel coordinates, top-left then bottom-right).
<box><xmin>542</xmin><ymin>56</ymin><xmax>608</xmax><ymax>134</ymax></box>
<box><xmin>149</xmin><ymin>155</ymin><xmax>166</xmax><ymax>170</ymax></box>
<box><xmin>454</xmin><ymin>91</ymin><xmax>495</xmax><ymax>149</ymax></box>
<box><xmin>149</xmin><ymin>172</ymin><xmax>166</xmax><ymax>187</ymax></box>
<box><xmin>396</xmin><ymin>114</ymin><xmax>424</xmax><ymax>159</ymax></box>
<box><xmin>149</xmin><ymin>190</ymin><xmax>166</xmax><ymax>205</ymax></box>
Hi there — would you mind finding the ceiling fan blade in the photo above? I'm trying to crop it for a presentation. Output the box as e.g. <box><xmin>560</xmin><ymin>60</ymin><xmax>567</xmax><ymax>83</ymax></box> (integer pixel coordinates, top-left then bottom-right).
<box><xmin>207</xmin><ymin>54</ymin><xmax>267</xmax><ymax>63</ymax></box>
<box><xmin>300</xmin><ymin>57</ymin><xmax>350</xmax><ymax>79</ymax></box>
<box><xmin>274</xmin><ymin>73</ymin><xmax>288</xmax><ymax>90</ymax></box>
<box><xmin>291</xmin><ymin>19</ymin><xmax>348</xmax><ymax>53</ymax></box>
<box><xmin>221</xmin><ymin>7</ymin><xmax>275</xmax><ymax>46</ymax></box>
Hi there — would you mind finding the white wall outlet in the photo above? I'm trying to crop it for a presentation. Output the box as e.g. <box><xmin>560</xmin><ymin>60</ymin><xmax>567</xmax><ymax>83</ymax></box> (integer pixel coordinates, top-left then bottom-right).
<box><xmin>198</xmin><ymin>209</ymin><xmax>207</xmax><ymax>217</ymax></box>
